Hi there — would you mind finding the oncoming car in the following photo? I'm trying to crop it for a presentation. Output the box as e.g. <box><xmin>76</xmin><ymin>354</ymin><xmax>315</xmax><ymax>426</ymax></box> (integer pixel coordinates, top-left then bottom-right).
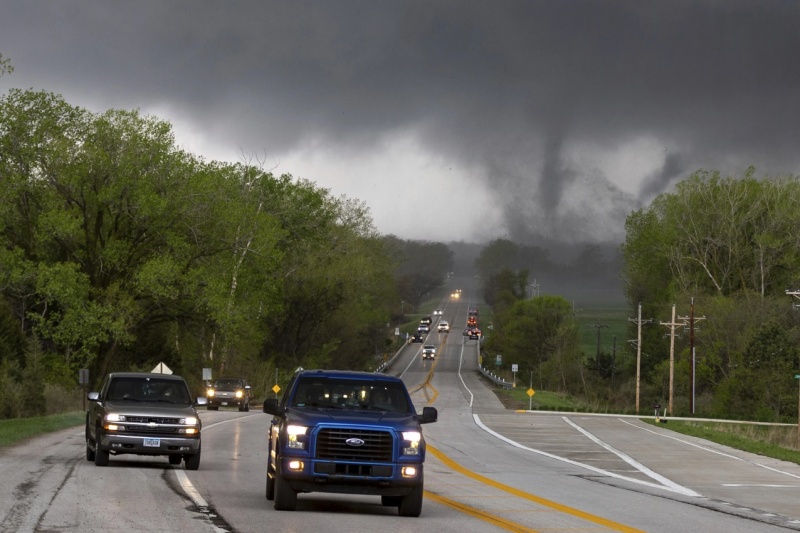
<box><xmin>422</xmin><ymin>345</ymin><xmax>436</xmax><ymax>359</ymax></box>
<box><xmin>207</xmin><ymin>377</ymin><xmax>251</xmax><ymax>411</ymax></box>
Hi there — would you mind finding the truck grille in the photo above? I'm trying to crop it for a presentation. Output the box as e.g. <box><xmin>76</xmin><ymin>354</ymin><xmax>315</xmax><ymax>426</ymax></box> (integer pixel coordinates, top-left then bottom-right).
<box><xmin>315</xmin><ymin>428</ymin><xmax>393</xmax><ymax>462</ymax></box>
<box><xmin>124</xmin><ymin>416</ymin><xmax>181</xmax><ymax>424</ymax></box>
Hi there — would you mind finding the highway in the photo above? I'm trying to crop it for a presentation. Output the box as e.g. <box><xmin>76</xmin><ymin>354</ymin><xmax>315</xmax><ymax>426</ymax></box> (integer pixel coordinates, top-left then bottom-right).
<box><xmin>2</xmin><ymin>290</ymin><xmax>800</xmax><ymax>532</ymax></box>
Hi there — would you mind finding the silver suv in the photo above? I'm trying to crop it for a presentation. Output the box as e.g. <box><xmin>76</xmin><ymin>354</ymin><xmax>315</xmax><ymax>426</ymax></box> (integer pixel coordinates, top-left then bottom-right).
<box><xmin>85</xmin><ymin>372</ymin><xmax>207</xmax><ymax>470</ymax></box>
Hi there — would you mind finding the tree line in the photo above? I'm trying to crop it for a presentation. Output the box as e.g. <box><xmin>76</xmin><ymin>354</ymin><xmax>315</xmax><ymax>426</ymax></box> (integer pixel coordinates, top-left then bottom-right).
<box><xmin>0</xmin><ymin>88</ymin><xmax>451</xmax><ymax>417</ymax></box>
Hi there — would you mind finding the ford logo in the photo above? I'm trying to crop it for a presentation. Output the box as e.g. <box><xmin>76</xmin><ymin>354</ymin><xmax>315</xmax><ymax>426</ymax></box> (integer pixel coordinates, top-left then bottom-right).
<box><xmin>345</xmin><ymin>438</ymin><xmax>365</xmax><ymax>447</ymax></box>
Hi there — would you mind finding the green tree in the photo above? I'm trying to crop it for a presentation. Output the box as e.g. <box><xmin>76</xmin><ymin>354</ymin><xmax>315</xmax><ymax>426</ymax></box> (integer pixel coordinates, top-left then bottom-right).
<box><xmin>486</xmin><ymin>295</ymin><xmax>577</xmax><ymax>390</ymax></box>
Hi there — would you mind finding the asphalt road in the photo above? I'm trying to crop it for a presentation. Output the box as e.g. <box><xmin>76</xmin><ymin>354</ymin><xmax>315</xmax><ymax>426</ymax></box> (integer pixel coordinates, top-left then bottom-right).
<box><xmin>2</xmin><ymin>291</ymin><xmax>800</xmax><ymax>532</ymax></box>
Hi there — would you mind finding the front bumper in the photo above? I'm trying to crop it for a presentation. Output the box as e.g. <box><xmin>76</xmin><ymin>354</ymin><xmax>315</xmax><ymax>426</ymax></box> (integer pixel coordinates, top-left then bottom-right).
<box><xmin>276</xmin><ymin>457</ymin><xmax>424</xmax><ymax>496</ymax></box>
<box><xmin>99</xmin><ymin>433</ymin><xmax>201</xmax><ymax>455</ymax></box>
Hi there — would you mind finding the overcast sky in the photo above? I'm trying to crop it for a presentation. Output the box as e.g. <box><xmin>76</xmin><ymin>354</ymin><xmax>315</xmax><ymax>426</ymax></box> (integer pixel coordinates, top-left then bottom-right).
<box><xmin>2</xmin><ymin>1</ymin><xmax>799</xmax><ymax>245</ymax></box>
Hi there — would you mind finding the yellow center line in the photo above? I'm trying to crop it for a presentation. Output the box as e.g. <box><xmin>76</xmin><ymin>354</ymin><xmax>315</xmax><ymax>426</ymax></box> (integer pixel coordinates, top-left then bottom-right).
<box><xmin>427</xmin><ymin>445</ymin><xmax>644</xmax><ymax>533</ymax></box>
<box><xmin>410</xmin><ymin>351</ymin><xmax>440</xmax><ymax>404</ymax></box>
<box><xmin>423</xmin><ymin>491</ymin><xmax>539</xmax><ymax>533</ymax></box>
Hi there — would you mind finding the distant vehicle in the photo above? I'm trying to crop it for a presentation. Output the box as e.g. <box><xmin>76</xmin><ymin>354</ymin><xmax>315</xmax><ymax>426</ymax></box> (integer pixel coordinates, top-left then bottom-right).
<box><xmin>207</xmin><ymin>377</ymin><xmax>251</xmax><ymax>411</ymax></box>
<box><xmin>467</xmin><ymin>316</ymin><xmax>477</xmax><ymax>326</ymax></box>
<box><xmin>409</xmin><ymin>332</ymin><xmax>424</xmax><ymax>343</ymax></box>
<box><xmin>85</xmin><ymin>372</ymin><xmax>206</xmax><ymax>470</ymax></box>
<box><xmin>422</xmin><ymin>345</ymin><xmax>436</xmax><ymax>359</ymax></box>
<box><xmin>420</xmin><ymin>316</ymin><xmax>433</xmax><ymax>325</ymax></box>
<box><xmin>433</xmin><ymin>309</ymin><xmax>443</xmax><ymax>316</ymax></box>
<box><xmin>438</xmin><ymin>321</ymin><xmax>449</xmax><ymax>332</ymax></box>
<box><xmin>418</xmin><ymin>323</ymin><xmax>430</xmax><ymax>333</ymax></box>
<box><xmin>469</xmin><ymin>329</ymin><xmax>481</xmax><ymax>340</ymax></box>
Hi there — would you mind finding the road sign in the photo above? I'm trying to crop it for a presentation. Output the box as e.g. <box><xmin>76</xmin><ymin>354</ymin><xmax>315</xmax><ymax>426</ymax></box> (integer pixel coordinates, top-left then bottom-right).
<box><xmin>272</xmin><ymin>384</ymin><xmax>281</xmax><ymax>394</ymax></box>
<box><xmin>527</xmin><ymin>388</ymin><xmax>535</xmax><ymax>397</ymax></box>
<box><xmin>512</xmin><ymin>364</ymin><xmax>518</xmax><ymax>372</ymax></box>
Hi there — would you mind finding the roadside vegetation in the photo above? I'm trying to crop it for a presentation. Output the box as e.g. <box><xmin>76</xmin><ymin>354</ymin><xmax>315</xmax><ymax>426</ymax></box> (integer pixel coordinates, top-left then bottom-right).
<box><xmin>0</xmin><ymin>412</ymin><xmax>84</xmax><ymax>448</ymax></box>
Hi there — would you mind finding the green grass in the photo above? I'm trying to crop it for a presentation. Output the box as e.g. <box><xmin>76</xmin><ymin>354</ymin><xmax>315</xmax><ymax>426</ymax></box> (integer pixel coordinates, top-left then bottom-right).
<box><xmin>0</xmin><ymin>412</ymin><xmax>85</xmax><ymax>448</ymax></box>
<box><xmin>492</xmin><ymin>386</ymin><xmax>589</xmax><ymax>411</ymax></box>
<box><xmin>575</xmin><ymin>307</ymin><xmax>629</xmax><ymax>358</ymax></box>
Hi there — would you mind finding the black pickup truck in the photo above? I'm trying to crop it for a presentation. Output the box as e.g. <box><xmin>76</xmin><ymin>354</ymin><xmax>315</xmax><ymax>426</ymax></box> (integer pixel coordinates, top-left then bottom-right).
<box><xmin>263</xmin><ymin>369</ymin><xmax>438</xmax><ymax>516</ymax></box>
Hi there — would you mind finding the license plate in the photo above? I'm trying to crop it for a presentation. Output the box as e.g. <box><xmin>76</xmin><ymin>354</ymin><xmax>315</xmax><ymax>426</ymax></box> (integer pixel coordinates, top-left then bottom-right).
<box><xmin>143</xmin><ymin>438</ymin><xmax>160</xmax><ymax>447</ymax></box>
<box><xmin>221</xmin><ymin>402</ymin><xmax>228</xmax><ymax>406</ymax></box>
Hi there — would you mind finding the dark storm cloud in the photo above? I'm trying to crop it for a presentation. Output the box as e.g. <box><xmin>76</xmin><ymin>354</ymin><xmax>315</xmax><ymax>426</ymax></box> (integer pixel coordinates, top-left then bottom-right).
<box><xmin>2</xmin><ymin>0</ymin><xmax>800</xmax><ymax>243</ymax></box>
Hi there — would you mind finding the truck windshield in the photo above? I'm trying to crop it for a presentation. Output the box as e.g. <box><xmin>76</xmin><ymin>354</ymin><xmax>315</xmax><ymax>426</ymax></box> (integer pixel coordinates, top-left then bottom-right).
<box><xmin>290</xmin><ymin>377</ymin><xmax>410</xmax><ymax>413</ymax></box>
<box><xmin>107</xmin><ymin>377</ymin><xmax>191</xmax><ymax>404</ymax></box>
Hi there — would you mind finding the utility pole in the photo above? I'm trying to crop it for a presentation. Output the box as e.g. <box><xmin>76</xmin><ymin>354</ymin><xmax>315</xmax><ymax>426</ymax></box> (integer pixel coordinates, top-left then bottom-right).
<box><xmin>628</xmin><ymin>302</ymin><xmax>652</xmax><ymax>414</ymax></box>
<box><xmin>588</xmin><ymin>322</ymin><xmax>610</xmax><ymax>373</ymax></box>
<box><xmin>678</xmin><ymin>297</ymin><xmax>705</xmax><ymax>415</ymax></box>
<box><xmin>660</xmin><ymin>304</ymin><xmax>685</xmax><ymax>416</ymax></box>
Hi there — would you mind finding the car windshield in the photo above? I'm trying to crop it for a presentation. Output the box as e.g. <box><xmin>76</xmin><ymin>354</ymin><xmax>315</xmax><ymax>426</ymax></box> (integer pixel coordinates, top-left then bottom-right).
<box><xmin>214</xmin><ymin>379</ymin><xmax>244</xmax><ymax>389</ymax></box>
<box><xmin>289</xmin><ymin>377</ymin><xmax>410</xmax><ymax>413</ymax></box>
<box><xmin>107</xmin><ymin>377</ymin><xmax>191</xmax><ymax>404</ymax></box>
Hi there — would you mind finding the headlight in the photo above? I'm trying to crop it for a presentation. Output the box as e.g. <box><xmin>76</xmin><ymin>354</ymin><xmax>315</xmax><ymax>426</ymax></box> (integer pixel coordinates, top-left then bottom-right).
<box><xmin>235</xmin><ymin>390</ymin><xmax>244</xmax><ymax>398</ymax></box>
<box><xmin>402</xmin><ymin>431</ymin><xmax>422</xmax><ymax>456</ymax></box>
<box><xmin>105</xmin><ymin>413</ymin><xmax>126</xmax><ymax>422</ymax></box>
<box><xmin>207</xmin><ymin>389</ymin><xmax>215</xmax><ymax>397</ymax></box>
<box><xmin>180</xmin><ymin>417</ymin><xmax>199</xmax><ymax>425</ymax></box>
<box><xmin>287</xmin><ymin>425</ymin><xmax>308</xmax><ymax>450</ymax></box>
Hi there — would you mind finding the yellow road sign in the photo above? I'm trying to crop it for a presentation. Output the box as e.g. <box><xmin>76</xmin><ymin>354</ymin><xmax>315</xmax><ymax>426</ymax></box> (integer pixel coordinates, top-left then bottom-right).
<box><xmin>527</xmin><ymin>388</ymin><xmax>535</xmax><ymax>397</ymax></box>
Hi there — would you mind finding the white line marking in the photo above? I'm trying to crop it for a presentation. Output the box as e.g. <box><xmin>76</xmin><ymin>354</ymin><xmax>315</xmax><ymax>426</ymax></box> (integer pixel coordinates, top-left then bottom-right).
<box><xmin>457</xmin><ymin>342</ymin><xmax>474</xmax><ymax>408</ymax></box>
<box><xmin>562</xmin><ymin>417</ymin><xmax>700</xmax><ymax>496</ymax></box>
<box><xmin>473</xmin><ymin>414</ymin><xmax>701</xmax><ymax>497</ymax></box>
<box><xmin>618</xmin><ymin>418</ymin><xmax>800</xmax><ymax>481</ymax></box>
<box><xmin>175</xmin><ymin>469</ymin><xmax>209</xmax><ymax>507</ymax></box>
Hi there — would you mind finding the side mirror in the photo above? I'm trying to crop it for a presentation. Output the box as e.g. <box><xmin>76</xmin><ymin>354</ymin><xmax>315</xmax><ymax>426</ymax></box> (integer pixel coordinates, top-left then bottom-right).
<box><xmin>195</xmin><ymin>396</ymin><xmax>208</xmax><ymax>406</ymax></box>
<box><xmin>87</xmin><ymin>391</ymin><xmax>100</xmax><ymax>402</ymax></box>
<box><xmin>263</xmin><ymin>398</ymin><xmax>282</xmax><ymax>416</ymax></box>
<box><xmin>419</xmin><ymin>406</ymin><xmax>438</xmax><ymax>424</ymax></box>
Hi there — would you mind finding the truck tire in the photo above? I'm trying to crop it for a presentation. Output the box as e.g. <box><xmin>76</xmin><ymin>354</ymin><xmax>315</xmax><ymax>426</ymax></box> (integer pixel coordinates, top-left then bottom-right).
<box><xmin>184</xmin><ymin>446</ymin><xmax>201</xmax><ymax>471</ymax></box>
<box><xmin>168</xmin><ymin>454</ymin><xmax>182</xmax><ymax>465</ymax></box>
<box><xmin>85</xmin><ymin>422</ymin><xmax>96</xmax><ymax>461</ymax></box>
<box><xmin>266</xmin><ymin>469</ymin><xmax>275</xmax><ymax>500</ymax></box>
<box><xmin>94</xmin><ymin>425</ymin><xmax>110</xmax><ymax>467</ymax></box>
<box><xmin>273</xmin><ymin>470</ymin><xmax>297</xmax><ymax>511</ymax></box>
<box><xmin>398</xmin><ymin>483</ymin><xmax>423</xmax><ymax>517</ymax></box>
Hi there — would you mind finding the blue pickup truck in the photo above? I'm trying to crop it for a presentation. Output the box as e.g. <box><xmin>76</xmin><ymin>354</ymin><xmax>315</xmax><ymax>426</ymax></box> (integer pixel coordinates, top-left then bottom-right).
<box><xmin>262</xmin><ymin>369</ymin><xmax>438</xmax><ymax>517</ymax></box>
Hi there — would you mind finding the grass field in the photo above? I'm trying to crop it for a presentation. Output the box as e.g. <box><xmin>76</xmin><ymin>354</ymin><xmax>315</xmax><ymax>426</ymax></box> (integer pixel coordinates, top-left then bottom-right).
<box><xmin>575</xmin><ymin>306</ymin><xmax>629</xmax><ymax>359</ymax></box>
<box><xmin>0</xmin><ymin>412</ymin><xmax>84</xmax><ymax>448</ymax></box>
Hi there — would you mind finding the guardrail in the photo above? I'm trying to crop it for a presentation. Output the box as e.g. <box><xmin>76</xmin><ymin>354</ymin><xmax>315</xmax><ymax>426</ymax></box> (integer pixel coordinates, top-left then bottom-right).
<box><xmin>477</xmin><ymin>364</ymin><xmax>513</xmax><ymax>389</ymax></box>
<box><xmin>375</xmin><ymin>338</ymin><xmax>408</xmax><ymax>373</ymax></box>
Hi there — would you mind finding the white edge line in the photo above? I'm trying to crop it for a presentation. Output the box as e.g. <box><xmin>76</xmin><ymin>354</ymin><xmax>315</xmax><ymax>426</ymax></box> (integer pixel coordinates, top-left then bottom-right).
<box><xmin>563</xmin><ymin>416</ymin><xmax>700</xmax><ymax>496</ymax></box>
<box><xmin>473</xmin><ymin>413</ymin><xmax>700</xmax><ymax>497</ymax></box>
<box><xmin>458</xmin><ymin>341</ymin><xmax>474</xmax><ymax>408</ymax></box>
<box><xmin>174</xmin><ymin>469</ymin><xmax>209</xmax><ymax>508</ymax></box>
